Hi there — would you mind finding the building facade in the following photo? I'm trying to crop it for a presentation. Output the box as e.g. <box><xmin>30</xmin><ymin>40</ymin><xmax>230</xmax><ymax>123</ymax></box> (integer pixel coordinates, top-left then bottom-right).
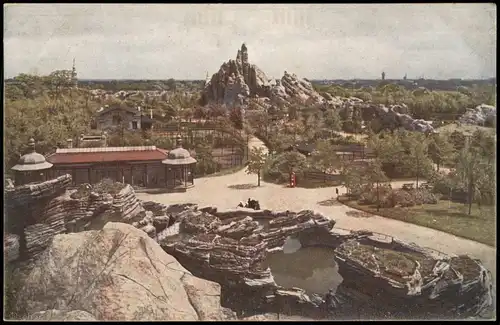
<box><xmin>95</xmin><ymin>106</ymin><xmax>154</xmax><ymax>131</ymax></box>
<box><xmin>45</xmin><ymin>146</ymin><xmax>168</xmax><ymax>188</ymax></box>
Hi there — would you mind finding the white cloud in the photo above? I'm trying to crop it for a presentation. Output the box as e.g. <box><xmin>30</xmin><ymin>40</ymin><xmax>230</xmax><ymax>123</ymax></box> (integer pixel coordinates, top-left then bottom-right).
<box><xmin>3</xmin><ymin>3</ymin><xmax>496</xmax><ymax>79</ymax></box>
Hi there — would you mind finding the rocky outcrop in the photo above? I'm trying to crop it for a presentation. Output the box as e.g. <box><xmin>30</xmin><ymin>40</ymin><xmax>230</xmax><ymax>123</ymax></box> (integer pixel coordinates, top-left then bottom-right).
<box><xmin>24</xmin><ymin>310</ymin><xmax>97</xmax><ymax>321</ymax></box>
<box><xmin>338</xmin><ymin>98</ymin><xmax>435</xmax><ymax>133</ymax></box>
<box><xmin>201</xmin><ymin>44</ymin><xmax>326</xmax><ymax>107</ymax></box>
<box><xmin>159</xmin><ymin>206</ymin><xmax>335</xmax><ymax>316</ymax></box>
<box><xmin>201</xmin><ymin>44</ymin><xmax>435</xmax><ymax>133</ymax></box>
<box><xmin>297</xmin><ymin>228</ymin><xmax>493</xmax><ymax>319</ymax></box>
<box><xmin>333</xmin><ymin>240</ymin><xmax>493</xmax><ymax>318</ymax></box>
<box><xmin>157</xmin><ymin>204</ymin><xmax>492</xmax><ymax>319</ymax></box>
<box><xmin>202</xmin><ymin>43</ymin><xmax>272</xmax><ymax>106</ymax></box>
<box><xmin>5</xmin><ymin>176</ymin><xmax>145</xmax><ymax>263</ymax></box>
<box><xmin>4</xmin><ymin>234</ymin><xmax>20</xmax><ymax>263</ymax></box>
<box><xmin>459</xmin><ymin>104</ymin><xmax>496</xmax><ymax>127</ymax></box>
<box><xmin>12</xmin><ymin>222</ymin><xmax>235</xmax><ymax>321</ymax></box>
<box><xmin>5</xmin><ymin>175</ymin><xmax>493</xmax><ymax>320</ymax></box>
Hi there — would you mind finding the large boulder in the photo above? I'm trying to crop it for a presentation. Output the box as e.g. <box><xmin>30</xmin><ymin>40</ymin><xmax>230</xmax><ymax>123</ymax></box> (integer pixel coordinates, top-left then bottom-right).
<box><xmin>24</xmin><ymin>310</ymin><xmax>97</xmax><ymax>321</ymax></box>
<box><xmin>459</xmin><ymin>104</ymin><xmax>496</xmax><ymax>126</ymax></box>
<box><xmin>12</xmin><ymin>222</ymin><xmax>234</xmax><ymax>321</ymax></box>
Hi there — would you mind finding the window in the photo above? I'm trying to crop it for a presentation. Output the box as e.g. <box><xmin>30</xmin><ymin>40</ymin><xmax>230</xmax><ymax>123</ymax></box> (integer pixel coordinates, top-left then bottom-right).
<box><xmin>132</xmin><ymin>121</ymin><xmax>138</xmax><ymax>129</ymax></box>
<box><xmin>112</xmin><ymin>114</ymin><xmax>121</xmax><ymax>125</ymax></box>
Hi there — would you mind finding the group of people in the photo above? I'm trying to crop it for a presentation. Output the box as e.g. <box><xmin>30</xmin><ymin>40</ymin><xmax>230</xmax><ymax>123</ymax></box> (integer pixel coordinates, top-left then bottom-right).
<box><xmin>237</xmin><ymin>198</ymin><xmax>261</xmax><ymax>210</ymax></box>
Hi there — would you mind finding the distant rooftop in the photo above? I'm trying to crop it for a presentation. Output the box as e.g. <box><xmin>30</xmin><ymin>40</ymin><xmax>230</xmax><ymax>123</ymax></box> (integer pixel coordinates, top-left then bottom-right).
<box><xmin>55</xmin><ymin>146</ymin><xmax>159</xmax><ymax>154</ymax></box>
<box><xmin>47</xmin><ymin>146</ymin><xmax>168</xmax><ymax>165</ymax></box>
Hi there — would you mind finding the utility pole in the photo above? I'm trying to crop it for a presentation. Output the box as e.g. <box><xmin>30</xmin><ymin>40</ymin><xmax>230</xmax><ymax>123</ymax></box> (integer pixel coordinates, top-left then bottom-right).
<box><xmin>416</xmin><ymin>153</ymin><xmax>419</xmax><ymax>190</ymax></box>
<box><xmin>376</xmin><ymin>180</ymin><xmax>380</xmax><ymax>211</ymax></box>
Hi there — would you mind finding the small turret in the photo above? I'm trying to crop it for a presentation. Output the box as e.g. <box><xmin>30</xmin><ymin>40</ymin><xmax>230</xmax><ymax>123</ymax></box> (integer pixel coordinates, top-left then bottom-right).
<box><xmin>71</xmin><ymin>58</ymin><xmax>78</xmax><ymax>87</ymax></box>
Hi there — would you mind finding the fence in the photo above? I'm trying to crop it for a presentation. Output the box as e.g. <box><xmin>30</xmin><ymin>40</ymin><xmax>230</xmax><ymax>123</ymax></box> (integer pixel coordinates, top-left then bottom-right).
<box><xmin>302</xmin><ymin>170</ymin><xmax>343</xmax><ymax>183</ymax></box>
<box><xmin>154</xmin><ymin>122</ymin><xmax>248</xmax><ymax>170</ymax></box>
<box><xmin>154</xmin><ymin>123</ymin><xmax>246</xmax><ymax>146</ymax></box>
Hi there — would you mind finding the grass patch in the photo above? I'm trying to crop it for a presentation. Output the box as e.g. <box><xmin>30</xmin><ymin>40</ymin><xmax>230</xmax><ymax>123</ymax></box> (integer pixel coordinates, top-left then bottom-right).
<box><xmin>339</xmin><ymin>197</ymin><xmax>496</xmax><ymax>247</ymax></box>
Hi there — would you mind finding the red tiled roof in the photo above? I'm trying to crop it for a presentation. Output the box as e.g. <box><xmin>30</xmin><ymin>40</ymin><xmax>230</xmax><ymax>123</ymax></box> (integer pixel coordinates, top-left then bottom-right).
<box><xmin>46</xmin><ymin>146</ymin><xmax>169</xmax><ymax>165</ymax></box>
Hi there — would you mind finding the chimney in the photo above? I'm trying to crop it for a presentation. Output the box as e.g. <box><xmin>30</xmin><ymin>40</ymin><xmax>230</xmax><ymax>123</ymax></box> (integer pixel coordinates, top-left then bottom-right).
<box><xmin>67</xmin><ymin>139</ymin><xmax>73</xmax><ymax>149</ymax></box>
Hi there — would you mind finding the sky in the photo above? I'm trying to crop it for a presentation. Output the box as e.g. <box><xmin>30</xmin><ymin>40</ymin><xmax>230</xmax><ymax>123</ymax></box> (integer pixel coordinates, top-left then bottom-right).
<box><xmin>3</xmin><ymin>3</ymin><xmax>497</xmax><ymax>80</ymax></box>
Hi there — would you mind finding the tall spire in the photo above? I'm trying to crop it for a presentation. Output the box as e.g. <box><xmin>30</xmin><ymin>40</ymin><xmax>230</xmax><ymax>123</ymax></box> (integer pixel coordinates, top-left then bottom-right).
<box><xmin>71</xmin><ymin>58</ymin><xmax>78</xmax><ymax>87</ymax></box>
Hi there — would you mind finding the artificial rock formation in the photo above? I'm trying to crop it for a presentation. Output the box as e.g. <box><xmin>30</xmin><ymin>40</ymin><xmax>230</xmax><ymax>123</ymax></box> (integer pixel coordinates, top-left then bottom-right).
<box><xmin>201</xmin><ymin>43</ymin><xmax>326</xmax><ymax>107</ymax></box>
<box><xmin>202</xmin><ymin>43</ymin><xmax>272</xmax><ymax>106</ymax></box>
<box><xmin>4</xmin><ymin>175</ymin><xmax>493</xmax><ymax>320</ymax></box>
<box><xmin>13</xmin><ymin>222</ymin><xmax>235</xmax><ymax>321</ymax></box>
<box><xmin>459</xmin><ymin>104</ymin><xmax>496</xmax><ymax>127</ymax></box>
<box><xmin>156</xmin><ymin>204</ymin><xmax>493</xmax><ymax>319</ymax></box>
<box><xmin>161</xmin><ymin>207</ymin><xmax>335</xmax><ymax>287</ymax></box>
<box><xmin>201</xmin><ymin>43</ymin><xmax>436</xmax><ymax>133</ymax></box>
<box><xmin>331</xmin><ymin>236</ymin><xmax>493</xmax><ymax>319</ymax></box>
<box><xmin>24</xmin><ymin>310</ymin><xmax>97</xmax><ymax>321</ymax></box>
<box><xmin>5</xmin><ymin>176</ymin><xmax>153</xmax><ymax>263</ymax></box>
<box><xmin>158</xmin><ymin>205</ymin><xmax>335</xmax><ymax>316</ymax></box>
<box><xmin>298</xmin><ymin>227</ymin><xmax>493</xmax><ymax>319</ymax></box>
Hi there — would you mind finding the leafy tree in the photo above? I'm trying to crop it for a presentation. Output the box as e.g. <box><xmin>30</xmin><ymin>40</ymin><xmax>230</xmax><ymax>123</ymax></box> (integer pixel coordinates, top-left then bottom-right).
<box><xmin>453</xmin><ymin>148</ymin><xmax>493</xmax><ymax>214</ymax></box>
<box><xmin>246</xmin><ymin>147</ymin><xmax>268</xmax><ymax>186</ymax></box>
<box><xmin>339</xmin><ymin>161</ymin><xmax>367</xmax><ymax>197</ymax></box>
<box><xmin>107</xmin><ymin>130</ymin><xmax>143</xmax><ymax>147</ymax></box>
<box><xmin>449</xmin><ymin>130</ymin><xmax>466</xmax><ymax>152</ymax></box>
<box><xmin>310</xmin><ymin>139</ymin><xmax>341</xmax><ymax>181</ymax></box>
<box><xmin>323</xmin><ymin>109</ymin><xmax>342</xmax><ymax>131</ymax></box>
<box><xmin>5</xmin><ymin>72</ymin><xmax>98</xmax><ymax>168</ymax></box>
<box><xmin>229</xmin><ymin>107</ymin><xmax>243</xmax><ymax>129</ymax></box>
<box><xmin>428</xmin><ymin>133</ymin><xmax>455</xmax><ymax>171</ymax></box>
<box><xmin>399</xmin><ymin>133</ymin><xmax>434</xmax><ymax>183</ymax></box>
<box><xmin>263</xmin><ymin>151</ymin><xmax>308</xmax><ymax>184</ymax></box>
<box><xmin>47</xmin><ymin>70</ymin><xmax>75</xmax><ymax>99</ymax></box>
<box><xmin>194</xmin><ymin>143</ymin><xmax>219</xmax><ymax>175</ymax></box>
<box><xmin>364</xmin><ymin>159</ymin><xmax>389</xmax><ymax>210</ymax></box>
<box><xmin>470</xmin><ymin>129</ymin><xmax>495</xmax><ymax>162</ymax></box>
<box><xmin>352</xmin><ymin>109</ymin><xmax>364</xmax><ymax>133</ymax></box>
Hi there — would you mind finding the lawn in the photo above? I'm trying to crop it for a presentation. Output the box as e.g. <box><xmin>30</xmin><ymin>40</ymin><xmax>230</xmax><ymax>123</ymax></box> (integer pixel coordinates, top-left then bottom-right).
<box><xmin>339</xmin><ymin>197</ymin><xmax>496</xmax><ymax>247</ymax></box>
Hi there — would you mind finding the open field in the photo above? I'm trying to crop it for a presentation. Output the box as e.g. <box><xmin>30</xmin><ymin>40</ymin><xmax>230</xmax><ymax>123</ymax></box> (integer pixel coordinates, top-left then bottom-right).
<box><xmin>339</xmin><ymin>198</ymin><xmax>496</xmax><ymax>247</ymax></box>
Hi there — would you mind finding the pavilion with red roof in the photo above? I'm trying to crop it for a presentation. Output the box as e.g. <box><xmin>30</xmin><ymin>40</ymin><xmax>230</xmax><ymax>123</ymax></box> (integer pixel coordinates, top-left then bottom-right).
<box><xmin>46</xmin><ymin>146</ymin><xmax>170</xmax><ymax>188</ymax></box>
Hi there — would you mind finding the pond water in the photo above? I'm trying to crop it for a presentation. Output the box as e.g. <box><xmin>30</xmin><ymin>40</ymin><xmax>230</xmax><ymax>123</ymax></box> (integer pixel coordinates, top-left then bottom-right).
<box><xmin>263</xmin><ymin>237</ymin><xmax>343</xmax><ymax>295</ymax></box>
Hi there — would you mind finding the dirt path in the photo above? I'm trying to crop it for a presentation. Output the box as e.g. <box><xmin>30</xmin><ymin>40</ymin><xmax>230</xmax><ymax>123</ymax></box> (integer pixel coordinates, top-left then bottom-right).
<box><xmin>137</xmin><ymin>136</ymin><xmax>496</xmax><ymax>281</ymax></box>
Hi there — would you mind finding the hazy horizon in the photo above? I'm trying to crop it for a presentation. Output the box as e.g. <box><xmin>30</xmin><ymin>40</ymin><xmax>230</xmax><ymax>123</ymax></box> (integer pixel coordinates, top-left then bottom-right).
<box><xmin>4</xmin><ymin>4</ymin><xmax>497</xmax><ymax>80</ymax></box>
